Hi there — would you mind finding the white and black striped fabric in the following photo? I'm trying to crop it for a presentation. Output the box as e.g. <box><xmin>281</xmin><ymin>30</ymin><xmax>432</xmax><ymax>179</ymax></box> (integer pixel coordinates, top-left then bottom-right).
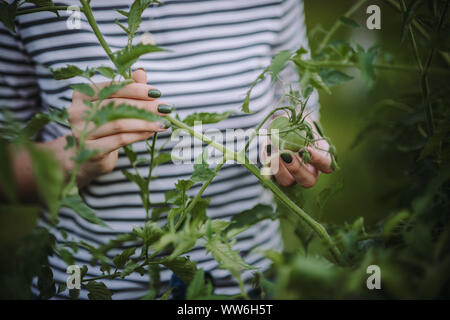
<box><xmin>0</xmin><ymin>0</ymin><xmax>318</xmax><ymax>299</ymax></box>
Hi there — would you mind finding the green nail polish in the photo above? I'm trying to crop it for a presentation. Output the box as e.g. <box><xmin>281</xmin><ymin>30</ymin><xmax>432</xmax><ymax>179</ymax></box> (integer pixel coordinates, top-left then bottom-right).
<box><xmin>266</xmin><ymin>144</ymin><xmax>272</xmax><ymax>156</ymax></box>
<box><xmin>280</xmin><ymin>152</ymin><xmax>292</xmax><ymax>164</ymax></box>
<box><xmin>148</xmin><ymin>89</ymin><xmax>162</xmax><ymax>98</ymax></box>
<box><xmin>158</xmin><ymin>119</ymin><xmax>171</xmax><ymax>129</ymax></box>
<box><xmin>157</xmin><ymin>104</ymin><xmax>171</xmax><ymax>114</ymax></box>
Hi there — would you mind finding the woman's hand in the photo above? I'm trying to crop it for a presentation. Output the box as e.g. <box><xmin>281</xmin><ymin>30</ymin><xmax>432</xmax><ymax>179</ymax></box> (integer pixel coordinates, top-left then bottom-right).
<box><xmin>10</xmin><ymin>69</ymin><xmax>170</xmax><ymax>200</ymax></box>
<box><xmin>67</xmin><ymin>69</ymin><xmax>171</xmax><ymax>188</ymax></box>
<box><xmin>263</xmin><ymin>116</ymin><xmax>334</xmax><ymax>188</ymax></box>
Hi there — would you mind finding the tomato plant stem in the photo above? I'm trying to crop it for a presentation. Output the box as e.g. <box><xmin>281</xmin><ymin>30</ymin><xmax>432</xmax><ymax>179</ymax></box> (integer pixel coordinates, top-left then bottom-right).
<box><xmin>80</xmin><ymin>1</ymin><xmax>116</xmax><ymax>68</ymax></box>
<box><xmin>166</xmin><ymin>115</ymin><xmax>344</xmax><ymax>264</ymax></box>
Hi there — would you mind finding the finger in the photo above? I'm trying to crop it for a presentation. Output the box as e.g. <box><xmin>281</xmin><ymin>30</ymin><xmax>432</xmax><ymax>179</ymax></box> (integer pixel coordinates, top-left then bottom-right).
<box><xmin>73</xmin><ymin>81</ymin><xmax>161</xmax><ymax>102</ymax></box>
<box><xmin>86</xmin><ymin>132</ymin><xmax>154</xmax><ymax>154</ymax></box>
<box><xmin>99</xmin><ymin>98</ymin><xmax>172</xmax><ymax>116</ymax></box>
<box><xmin>273</xmin><ymin>159</ymin><xmax>296</xmax><ymax>187</ymax></box>
<box><xmin>306</xmin><ymin>146</ymin><xmax>333</xmax><ymax>174</ymax></box>
<box><xmin>87</xmin><ymin>118</ymin><xmax>169</xmax><ymax>140</ymax></box>
<box><xmin>132</xmin><ymin>69</ymin><xmax>147</xmax><ymax>84</ymax></box>
<box><xmin>279</xmin><ymin>152</ymin><xmax>319</xmax><ymax>188</ymax></box>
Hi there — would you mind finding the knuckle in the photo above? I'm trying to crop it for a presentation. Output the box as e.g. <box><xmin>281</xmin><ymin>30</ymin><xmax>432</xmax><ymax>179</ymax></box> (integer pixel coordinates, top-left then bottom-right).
<box><xmin>112</xmin><ymin>120</ymin><xmax>125</xmax><ymax>133</ymax></box>
<box><xmin>116</xmin><ymin>134</ymin><xmax>128</xmax><ymax>146</ymax></box>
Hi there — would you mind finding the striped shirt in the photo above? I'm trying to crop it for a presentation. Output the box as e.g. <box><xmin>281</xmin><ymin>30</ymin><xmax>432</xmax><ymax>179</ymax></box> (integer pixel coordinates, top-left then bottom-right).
<box><xmin>0</xmin><ymin>0</ymin><xmax>318</xmax><ymax>299</ymax></box>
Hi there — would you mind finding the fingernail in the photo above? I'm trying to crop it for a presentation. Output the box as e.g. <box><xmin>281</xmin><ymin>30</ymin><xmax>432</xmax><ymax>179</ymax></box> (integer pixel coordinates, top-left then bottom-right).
<box><xmin>266</xmin><ymin>144</ymin><xmax>272</xmax><ymax>156</ymax></box>
<box><xmin>299</xmin><ymin>149</ymin><xmax>306</xmax><ymax>158</ymax></box>
<box><xmin>148</xmin><ymin>89</ymin><xmax>162</xmax><ymax>98</ymax></box>
<box><xmin>137</xmin><ymin>67</ymin><xmax>146</xmax><ymax>72</ymax></box>
<box><xmin>158</xmin><ymin>119</ymin><xmax>171</xmax><ymax>129</ymax></box>
<box><xmin>157</xmin><ymin>104</ymin><xmax>171</xmax><ymax>113</ymax></box>
<box><xmin>280</xmin><ymin>152</ymin><xmax>292</xmax><ymax>164</ymax></box>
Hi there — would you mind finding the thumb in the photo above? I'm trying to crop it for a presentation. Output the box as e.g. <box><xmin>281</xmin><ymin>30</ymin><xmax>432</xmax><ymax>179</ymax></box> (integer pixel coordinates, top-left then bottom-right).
<box><xmin>132</xmin><ymin>68</ymin><xmax>147</xmax><ymax>84</ymax></box>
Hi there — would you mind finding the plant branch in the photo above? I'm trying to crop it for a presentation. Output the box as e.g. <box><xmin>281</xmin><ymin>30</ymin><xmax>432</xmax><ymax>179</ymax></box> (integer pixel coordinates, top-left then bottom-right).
<box><xmin>166</xmin><ymin>116</ymin><xmax>344</xmax><ymax>264</ymax></box>
<box><xmin>317</xmin><ymin>0</ymin><xmax>368</xmax><ymax>53</ymax></box>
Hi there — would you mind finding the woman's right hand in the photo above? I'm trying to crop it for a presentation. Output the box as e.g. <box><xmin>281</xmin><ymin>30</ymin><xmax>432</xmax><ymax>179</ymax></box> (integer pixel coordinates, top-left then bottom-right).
<box><xmin>66</xmin><ymin>69</ymin><xmax>171</xmax><ymax>188</ymax></box>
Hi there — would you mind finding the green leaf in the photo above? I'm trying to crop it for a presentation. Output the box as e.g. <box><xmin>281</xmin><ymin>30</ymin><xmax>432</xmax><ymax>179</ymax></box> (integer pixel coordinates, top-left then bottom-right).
<box><xmin>0</xmin><ymin>1</ymin><xmax>18</xmax><ymax>33</ymax></box>
<box><xmin>270</xmin><ymin>50</ymin><xmax>292</xmax><ymax>80</ymax></box>
<box><xmin>357</xmin><ymin>45</ymin><xmax>378</xmax><ymax>87</ymax></box>
<box><xmin>74</xmin><ymin>148</ymin><xmax>99</xmax><ymax>164</ymax></box>
<box><xmin>225</xmin><ymin>204</ymin><xmax>277</xmax><ymax>238</ymax></box>
<box><xmin>28</xmin><ymin>145</ymin><xmax>63</xmax><ymax>220</ymax></box>
<box><xmin>37</xmin><ymin>265</ymin><xmax>56</xmax><ymax>299</ymax></box>
<box><xmin>339</xmin><ymin>16</ymin><xmax>360</xmax><ymax>28</ymax></box>
<box><xmin>96</xmin><ymin>66</ymin><xmax>116</xmax><ymax>79</ymax></box>
<box><xmin>114</xmin><ymin>43</ymin><xmax>166</xmax><ymax>75</ymax></box>
<box><xmin>382</xmin><ymin>210</ymin><xmax>411</xmax><ymax>241</ymax></box>
<box><xmin>123</xmin><ymin>144</ymin><xmax>137</xmax><ymax>165</ymax></box>
<box><xmin>113</xmin><ymin>247</ymin><xmax>136</xmax><ymax>269</ymax></box>
<box><xmin>71</xmin><ymin>83</ymin><xmax>95</xmax><ymax>97</ymax></box>
<box><xmin>23</xmin><ymin>108</ymin><xmax>69</xmax><ymax>138</ymax></box>
<box><xmin>116</xmin><ymin>9</ymin><xmax>129</xmax><ymax>17</ymax></box>
<box><xmin>64</xmin><ymin>135</ymin><xmax>76</xmax><ymax>150</ymax></box>
<box><xmin>85</xmin><ymin>281</ymin><xmax>113</xmax><ymax>300</ymax></box>
<box><xmin>92</xmin><ymin>103</ymin><xmax>162</xmax><ymax>126</ymax></box>
<box><xmin>310</xmin><ymin>72</ymin><xmax>331</xmax><ymax>94</ymax></box>
<box><xmin>182</xmin><ymin>111</ymin><xmax>235</xmax><ymax>126</ymax></box>
<box><xmin>205</xmin><ymin>237</ymin><xmax>254</xmax><ymax>278</ymax></box>
<box><xmin>152</xmin><ymin>153</ymin><xmax>172</xmax><ymax>167</ymax></box>
<box><xmin>97</xmin><ymin>82</ymin><xmax>128</xmax><ymax>100</ymax></box>
<box><xmin>186</xmin><ymin>269</ymin><xmax>208</xmax><ymax>299</ymax></box>
<box><xmin>60</xmin><ymin>195</ymin><xmax>110</xmax><ymax>228</ymax></box>
<box><xmin>241</xmin><ymin>91</ymin><xmax>251</xmax><ymax>114</ymax></box>
<box><xmin>318</xmin><ymin>69</ymin><xmax>353</xmax><ymax>87</ymax></box>
<box><xmin>51</xmin><ymin>65</ymin><xmax>84</xmax><ymax>80</ymax></box>
<box><xmin>191</xmin><ymin>151</ymin><xmax>215</xmax><ymax>182</ymax></box>
<box><xmin>161</xmin><ymin>256</ymin><xmax>197</xmax><ymax>283</ymax></box>
<box><xmin>175</xmin><ymin>179</ymin><xmax>194</xmax><ymax>193</ymax></box>
<box><xmin>122</xmin><ymin>169</ymin><xmax>147</xmax><ymax>190</ymax></box>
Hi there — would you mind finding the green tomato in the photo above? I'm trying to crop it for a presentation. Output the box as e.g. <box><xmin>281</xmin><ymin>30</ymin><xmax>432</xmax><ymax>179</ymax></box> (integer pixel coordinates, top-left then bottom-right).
<box><xmin>269</xmin><ymin>117</ymin><xmax>308</xmax><ymax>152</ymax></box>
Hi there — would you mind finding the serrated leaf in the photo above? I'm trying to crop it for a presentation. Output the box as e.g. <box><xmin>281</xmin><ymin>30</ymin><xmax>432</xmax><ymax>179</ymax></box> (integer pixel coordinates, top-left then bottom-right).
<box><xmin>60</xmin><ymin>195</ymin><xmax>110</xmax><ymax>229</ymax></box>
<box><xmin>357</xmin><ymin>45</ymin><xmax>378</xmax><ymax>87</ymax></box>
<box><xmin>175</xmin><ymin>179</ymin><xmax>194</xmax><ymax>192</ymax></box>
<box><xmin>182</xmin><ymin>111</ymin><xmax>235</xmax><ymax>126</ymax></box>
<box><xmin>28</xmin><ymin>145</ymin><xmax>63</xmax><ymax>221</ymax></box>
<box><xmin>114</xmin><ymin>43</ymin><xmax>166</xmax><ymax>75</ymax></box>
<box><xmin>206</xmin><ymin>237</ymin><xmax>254</xmax><ymax>277</ymax></box>
<box><xmin>122</xmin><ymin>169</ymin><xmax>146</xmax><ymax>190</ymax></box>
<box><xmin>113</xmin><ymin>247</ymin><xmax>136</xmax><ymax>269</ymax></box>
<box><xmin>92</xmin><ymin>103</ymin><xmax>162</xmax><ymax>126</ymax></box>
<box><xmin>186</xmin><ymin>269</ymin><xmax>207</xmax><ymax>299</ymax></box>
<box><xmin>51</xmin><ymin>65</ymin><xmax>84</xmax><ymax>80</ymax></box>
<box><xmin>161</xmin><ymin>256</ymin><xmax>197</xmax><ymax>283</ymax></box>
<box><xmin>270</xmin><ymin>50</ymin><xmax>292</xmax><ymax>80</ymax></box>
<box><xmin>85</xmin><ymin>281</ymin><xmax>113</xmax><ymax>300</ymax></box>
<box><xmin>97</xmin><ymin>82</ymin><xmax>128</xmax><ymax>100</ymax></box>
<box><xmin>71</xmin><ymin>83</ymin><xmax>95</xmax><ymax>97</ymax></box>
<box><xmin>96</xmin><ymin>66</ymin><xmax>116</xmax><ymax>79</ymax></box>
<box><xmin>225</xmin><ymin>204</ymin><xmax>277</xmax><ymax>238</ymax></box>
<box><xmin>318</xmin><ymin>69</ymin><xmax>353</xmax><ymax>87</ymax></box>
<box><xmin>241</xmin><ymin>91</ymin><xmax>251</xmax><ymax>114</ymax></box>
<box><xmin>191</xmin><ymin>151</ymin><xmax>215</xmax><ymax>182</ymax></box>
<box><xmin>152</xmin><ymin>153</ymin><xmax>172</xmax><ymax>167</ymax></box>
<box><xmin>310</xmin><ymin>72</ymin><xmax>331</xmax><ymax>94</ymax></box>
